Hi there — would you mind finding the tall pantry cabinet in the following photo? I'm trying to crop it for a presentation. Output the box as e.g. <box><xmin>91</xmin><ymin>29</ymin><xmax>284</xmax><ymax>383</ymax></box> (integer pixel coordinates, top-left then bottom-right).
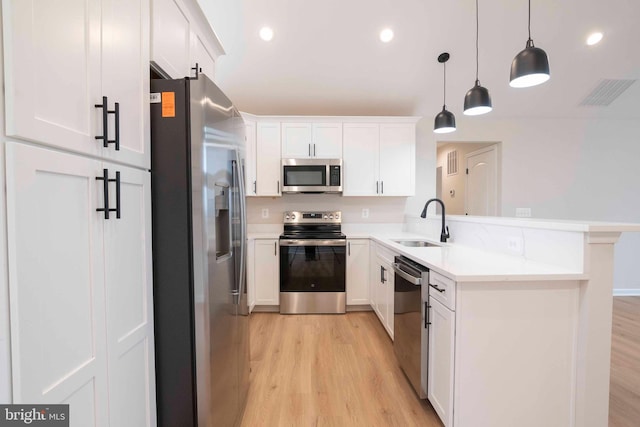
<box><xmin>1</xmin><ymin>1</ymin><xmax>155</xmax><ymax>425</ymax></box>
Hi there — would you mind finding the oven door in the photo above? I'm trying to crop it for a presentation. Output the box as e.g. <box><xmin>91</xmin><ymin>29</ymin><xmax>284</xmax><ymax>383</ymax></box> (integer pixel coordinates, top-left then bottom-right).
<box><xmin>279</xmin><ymin>239</ymin><xmax>346</xmax><ymax>292</ymax></box>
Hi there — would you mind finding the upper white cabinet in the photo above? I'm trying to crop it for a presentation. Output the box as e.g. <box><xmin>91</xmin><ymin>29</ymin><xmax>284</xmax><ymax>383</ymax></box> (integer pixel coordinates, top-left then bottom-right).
<box><xmin>281</xmin><ymin>122</ymin><xmax>342</xmax><ymax>159</ymax></box>
<box><xmin>3</xmin><ymin>0</ymin><xmax>150</xmax><ymax>168</ymax></box>
<box><xmin>343</xmin><ymin>122</ymin><xmax>416</xmax><ymax>196</ymax></box>
<box><xmin>151</xmin><ymin>0</ymin><xmax>224</xmax><ymax>80</ymax></box>
<box><xmin>244</xmin><ymin>119</ymin><xmax>257</xmax><ymax>196</ymax></box>
<box><xmin>255</xmin><ymin>122</ymin><xmax>282</xmax><ymax>197</ymax></box>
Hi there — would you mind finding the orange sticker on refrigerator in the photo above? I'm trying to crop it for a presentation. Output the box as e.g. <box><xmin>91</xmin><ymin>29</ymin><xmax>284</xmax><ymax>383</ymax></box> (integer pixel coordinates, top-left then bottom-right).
<box><xmin>161</xmin><ymin>92</ymin><xmax>176</xmax><ymax>117</ymax></box>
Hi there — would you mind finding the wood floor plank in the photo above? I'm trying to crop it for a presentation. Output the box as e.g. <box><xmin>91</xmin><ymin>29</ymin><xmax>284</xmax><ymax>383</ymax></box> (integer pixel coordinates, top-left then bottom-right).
<box><xmin>241</xmin><ymin>297</ymin><xmax>639</xmax><ymax>426</ymax></box>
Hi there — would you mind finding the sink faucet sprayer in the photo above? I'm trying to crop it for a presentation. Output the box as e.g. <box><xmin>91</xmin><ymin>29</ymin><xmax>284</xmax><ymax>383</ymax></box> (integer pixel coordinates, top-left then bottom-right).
<box><xmin>420</xmin><ymin>198</ymin><xmax>450</xmax><ymax>243</ymax></box>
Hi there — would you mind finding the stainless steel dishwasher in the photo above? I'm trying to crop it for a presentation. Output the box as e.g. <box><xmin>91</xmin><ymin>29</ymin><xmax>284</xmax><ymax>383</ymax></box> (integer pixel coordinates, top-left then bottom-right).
<box><xmin>392</xmin><ymin>255</ymin><xmax>429</xmax><ymax>399</ymax></box>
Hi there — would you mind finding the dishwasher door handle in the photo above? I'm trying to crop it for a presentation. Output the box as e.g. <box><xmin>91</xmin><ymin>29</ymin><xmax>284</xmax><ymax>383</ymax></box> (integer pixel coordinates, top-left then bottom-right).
<box><xmin>392</xmin><ymin>263</ymin><xmax>422</xmax><ymax>285</ymax></box>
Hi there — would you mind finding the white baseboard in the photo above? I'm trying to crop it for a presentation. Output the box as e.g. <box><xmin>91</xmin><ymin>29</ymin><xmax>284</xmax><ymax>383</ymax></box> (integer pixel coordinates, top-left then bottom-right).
<box><xmin>613</xmin><ymin>289</ymin><xmax>640</xmax><ymax>296</ymax></box>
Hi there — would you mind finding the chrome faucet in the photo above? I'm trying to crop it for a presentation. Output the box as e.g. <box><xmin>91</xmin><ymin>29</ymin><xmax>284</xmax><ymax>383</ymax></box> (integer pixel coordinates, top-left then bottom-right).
<box><xmin>420</xmin><ymin>198</ymin><xmax>450</xmax><ymax>243</ymax></box>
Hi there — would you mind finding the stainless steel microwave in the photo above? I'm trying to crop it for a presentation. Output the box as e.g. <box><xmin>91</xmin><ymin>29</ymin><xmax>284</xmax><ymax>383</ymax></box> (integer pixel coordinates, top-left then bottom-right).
<box><xmin>281</xmin><ymin>158</ymin><xmax>342</xmax><ymax>193</ymax></box>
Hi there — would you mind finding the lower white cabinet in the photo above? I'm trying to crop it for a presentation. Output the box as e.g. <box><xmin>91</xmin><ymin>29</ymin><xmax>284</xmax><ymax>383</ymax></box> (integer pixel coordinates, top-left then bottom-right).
<box><xmin>252</xmin><ymin>239</ymin><xmax>280</xmax><ymax>307</ymax></box>
<box><xmin>369</xmin><ymin>242</ymin><xmax>395</xmax><ymax>340</ymax></box>
<box><xmin>4</xmin><ymin>143</ymin><xmax>156</xmax><ymax>426</ymax></box>
<box><xmin>427</xmin><ymin>296</ymin><xmax>455</xmax><ymax>427</ymax></box>
<box><xmin>346</xmin><ymin>239</ymin><xmax>369</xmax><ymax>305</ymax></box>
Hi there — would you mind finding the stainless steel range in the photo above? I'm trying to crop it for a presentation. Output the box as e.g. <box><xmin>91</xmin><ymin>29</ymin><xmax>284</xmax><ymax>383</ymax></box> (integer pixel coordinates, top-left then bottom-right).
<box><xmin>279</xmin><ymin>211</ymin><xmax>346</xmax><ymax>314</ymax></box>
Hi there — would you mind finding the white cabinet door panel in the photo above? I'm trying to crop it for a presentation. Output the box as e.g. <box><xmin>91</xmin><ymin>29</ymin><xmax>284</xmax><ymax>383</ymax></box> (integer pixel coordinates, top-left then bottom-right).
<box><xmin>151</xmin><ymin>0</ymin><xmax>191</xmax><ymax>78</ymax></box>
<box><xmin>191</xmin><ymin>31</ymin><xmax>216</xmax><ymax>81</ymax></box>
<box><xmin>428</xmin><ymin>298</ymin><xmax>455</xmax><ymax>426</ymax></box>
<box><xmin>254</xmin><ymin>239</ymin><xmax>279</xmax><ymax>305</ymax></box>
<box><xmin>342</xmin><ymin>123</ymin><xmax>379</xmax><ymax>196</ymax></box>
<box><xmin>346</xmin><ymin>239</ymin><xmax>369</xmax><ymax>305</ymax></box>
<box><xmin>281</xmin><ymin>123</ymin><xmax>312</xmax><ymax>158</ymax></box>
<box><xmin>256</xmin><ymin>122</ymin><xmax>281</xmax><ymax>196</ymax></box>
<box><xmin>102</xmin><ymin>0</ymin><xmax>150</xmax><ymax>168</ymax></box>
<box><xmin>312</xmin><ymin>123</ymin><xmax>342</xmax><ymax>158</ymax></box>
<box><xmin>245</xmin><ymin>121</ymin><xmax>257</xmax><ymax>196</ymax></box>
<box><xmin>5</xmin><ymin>143</ymin><xmax>108</xmax><ymax>424</ymax></box>
<box><xmin>379</xmin><ymin>124</ymin><xmax>415</xmax><ymax>196</ymax></box>
<box><xmin>103</xmin><ymin>165</ymin><xmax>156</xmax><ymax>426</ymax></box>
<box><xmin>3</xmin><ymin>0</ymin><xmax>102</xmax><ymax>156</ymax></box>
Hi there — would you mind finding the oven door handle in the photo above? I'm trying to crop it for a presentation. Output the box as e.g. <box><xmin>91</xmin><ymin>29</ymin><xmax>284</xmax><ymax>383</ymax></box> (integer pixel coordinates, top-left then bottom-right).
<box><xmin>392</xmin><ymin>263</ymin><xmax>422</xmax><ymax>285</ymax></box>
<box><xmin>280</xmin><ymin>239</ymin><xmax>347</xmax><ymax>247</ymax></box>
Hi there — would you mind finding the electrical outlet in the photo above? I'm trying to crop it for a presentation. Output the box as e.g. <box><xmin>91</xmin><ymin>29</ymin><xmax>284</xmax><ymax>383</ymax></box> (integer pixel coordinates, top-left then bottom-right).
<box><xmin>261</xmin><ymin>208</ymin><xmax>269</xmax><ymax>219</ymax></box>
<box><xmin>507</xmin><ymin>236</ymin><xmax>524</xmax><ymax>254</ymax></box>
<box><xmin>515</xmin><ymin>207</ymin><xmax>532</xmax><ymax>218</ymax></box>
<box><xmin>362</xmin><ymin>208</ymin><xmax>369</xmax><ymax>219</ymax></box>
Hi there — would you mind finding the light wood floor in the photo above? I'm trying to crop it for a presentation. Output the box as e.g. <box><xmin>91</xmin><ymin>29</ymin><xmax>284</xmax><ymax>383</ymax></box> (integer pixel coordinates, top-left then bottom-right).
<box><xmin>241</xmin><ymin>297</ymin><xmax>640</xmax><ymax>427</ymax></box>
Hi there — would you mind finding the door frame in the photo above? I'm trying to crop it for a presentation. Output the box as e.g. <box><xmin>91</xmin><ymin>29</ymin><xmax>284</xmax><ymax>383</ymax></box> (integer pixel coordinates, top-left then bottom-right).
<box><xmin>464</xmin><ymin>144</ymin><xmax>500</xmax><ymax>216</ymax></box>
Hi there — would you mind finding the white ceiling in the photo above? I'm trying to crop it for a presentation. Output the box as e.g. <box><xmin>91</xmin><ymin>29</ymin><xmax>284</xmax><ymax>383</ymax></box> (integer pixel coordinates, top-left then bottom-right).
<box><xmin>199</xmin><ymin>0</ymin><xmax>640</xmax><ymax>120</ymax></box>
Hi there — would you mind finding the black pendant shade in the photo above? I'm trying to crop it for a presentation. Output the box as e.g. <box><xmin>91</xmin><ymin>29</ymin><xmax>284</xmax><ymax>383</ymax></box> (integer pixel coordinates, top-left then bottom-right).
<box><xmin>434</xmin><ymin>52</ymin><xmax>456</xmax><ymax>134</ymax></box>
<box><xmin>463</xmin><ymin>81</ymin><xmax>492</xmax><ymax>116</ymax></box>
<box><xmin>463</xmin><ymin>0</ymin><xmax>492</xmax><ymax>116</ymax></box>
<box><xmin>434</xmin><ymin>107</ymin><xmax>456</xmax><ymax>134</ymax></box>
<box><xmin>509</xmin><ymin>40</ymin><xmax>550</xmax><ymax>88</ymax></box>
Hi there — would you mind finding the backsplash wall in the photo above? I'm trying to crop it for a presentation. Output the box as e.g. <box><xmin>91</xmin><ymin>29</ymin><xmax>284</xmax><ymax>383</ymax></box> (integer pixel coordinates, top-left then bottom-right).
<box><xmin>247</xmin><ymin>194</ymin><xmax>407</xmax><ymax>224</ymax></box>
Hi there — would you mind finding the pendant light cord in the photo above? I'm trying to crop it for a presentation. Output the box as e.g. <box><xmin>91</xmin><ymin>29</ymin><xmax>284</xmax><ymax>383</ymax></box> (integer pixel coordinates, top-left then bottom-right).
<box><xmin>443</xmin><ymin>62</ymin><xmax>446</xmax><ymax>108</ymax></box>
<box><xmin>527</xmin><ymin>0</ymin><xmax>534</xmax><ymax>46</ymax></box>
<box><xmin>475</xmin><ymin>0</ymin><xmax>479</xmax><ymax>84</ymax></box>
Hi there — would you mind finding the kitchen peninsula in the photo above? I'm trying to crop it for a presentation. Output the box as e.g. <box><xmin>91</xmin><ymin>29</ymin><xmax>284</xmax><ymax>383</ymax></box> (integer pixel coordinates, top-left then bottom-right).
<box><xmin>248</xmin><ymin>214</ymin><xmax>640</xmax><ymax>427</ymax></box>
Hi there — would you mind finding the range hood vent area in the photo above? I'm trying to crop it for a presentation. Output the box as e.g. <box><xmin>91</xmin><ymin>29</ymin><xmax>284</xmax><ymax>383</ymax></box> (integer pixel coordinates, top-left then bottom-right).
<box><xmin>579</xmin><ymin>79</ymin><xmax>636</xmax><ymax>106</ymax></box>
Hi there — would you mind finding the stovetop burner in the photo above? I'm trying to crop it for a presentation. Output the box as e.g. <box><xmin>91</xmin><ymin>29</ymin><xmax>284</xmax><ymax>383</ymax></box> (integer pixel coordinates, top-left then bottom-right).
<box><xmin>280</xmin><ymin>211</ymin><xmax>344</xmax><ymax>240</ymax></box>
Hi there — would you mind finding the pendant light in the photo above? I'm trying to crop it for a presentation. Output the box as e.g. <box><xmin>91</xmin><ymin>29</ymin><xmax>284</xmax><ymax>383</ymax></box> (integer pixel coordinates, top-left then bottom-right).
<box><xmin>434</xmin><ymin>52</ymin><xmax>456</xmax><ymax>134</ymax></box>
<box><xmin>464</xmin><ymin>0</ymin><xmax>492</xmax><ymax>115</ymax></box>
<box><xmin>509</xmin><ymin>0</ymin><xmax>550</xmax><ymax>88</ymax></box>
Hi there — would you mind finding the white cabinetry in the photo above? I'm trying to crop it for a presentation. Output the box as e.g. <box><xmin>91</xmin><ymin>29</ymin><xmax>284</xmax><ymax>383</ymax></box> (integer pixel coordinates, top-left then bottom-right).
<box><xmin>281</xmin><ymin>122</ymin><xmax>342</xmax><ymax>159</ymax></box>
<box><xmin>151</xmin><ymin>0</ymin><xmax>224</xmax><ymax>80</ymax></box>
<box><xmin>428</xmin><ymin>277</ymin><xmax>455</xmax><ymax>427</ymax></box>
<box><xmin>244</xmin><ymin>120</ymin><xmax>257</xmax><ymax>196</ymax></box>
<box><xmin>369</xmin><ymin>243</ymin><xmax>396</xmax><ymax>339</ymax></box>
<box><xmin>252</xmin><ymin>239</ymin><xmax>280</xmax><ymax>307</ymax></box>
<box><xmin>3</xmin><ymin>0</ymin><xmax>150</xmax><ymax>168</ymax></box>
<box><xmin>343</xmin><ymin>122</ymin><xmax>415</xmax><ymax>196</ymax></box>
<box><xmin>255</xmin><ymin>122</ymin><xmax>282</xmax><ymax>197</ymax></box>
<box><xmin>5</xmin><ymin>143</ymin><xmax>156</xmax><ymax>426</ymax></box>
<box><xmin>346</xmin><ymin>239</ymin><xmax>370</xmax><ymax>306</ymax></box>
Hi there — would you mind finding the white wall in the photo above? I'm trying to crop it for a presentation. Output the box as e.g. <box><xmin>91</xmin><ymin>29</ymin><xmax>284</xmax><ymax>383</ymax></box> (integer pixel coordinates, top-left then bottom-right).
<box><xmin>0</xmin><ymin>2</ymin><xmax>13</xmax><ymax>402</ymax></box>
<box><xmin>421</xmin><ymin>115</ymin><xmax>640</xmax><ymax>293</ymax></box>
<box><xmin>404</xmin><ymin>118</ymin><xmax>437</xmax><ymax>216</ymax></box>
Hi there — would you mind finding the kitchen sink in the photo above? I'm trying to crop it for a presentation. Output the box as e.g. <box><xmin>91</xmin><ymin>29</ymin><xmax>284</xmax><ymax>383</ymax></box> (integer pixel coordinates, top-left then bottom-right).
<box><xmin>393</xmin><ymin>240</ymin><xmax>440</xmax><ymax>247</ymax></box>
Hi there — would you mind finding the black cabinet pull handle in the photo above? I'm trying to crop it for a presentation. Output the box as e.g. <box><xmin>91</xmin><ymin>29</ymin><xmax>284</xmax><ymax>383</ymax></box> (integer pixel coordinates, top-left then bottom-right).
<box><xmin>381</xmin><ymin>181</ymin><xmax>384</xmax><ymax>194</ymax></box>
<box><xmin>425</xmin><ymin>302</ymin><xmax>431</xmax><ymax>328</ymax></box>
<box><xmin>109</xmin><ymin>102</ymin><xmax>120</xmax><ymax>151</ymax></box>
<box><xmin>274</xmin><ymin>241</ymin><xmax>277</xmax><ymax>256</ymax></box>
<box><xmin>191</xmin><ymin>63</ymin><xmax>201</xmax><ymax>79</ymax></box>
<box><xmin>253</xmin><ymin>181</ymin><xmax>257</xmax><ymax>194</ymax></box>
<box><xmin>308</xmin><ymin>144</ymin><xmax>311</xmax><ymax>157</ymax></box>
<box><xmin>376</xmin><ymin>181</ymin><xmax>379</xmax><ymax>194</ymax></box>
<box><xmin>430</xmin><ymin>284</ymin><xmax>446</xmax><ymax>293</ymax></box>
<box><xmin>96</xmin><ymin>169</ymin><xmax>121</xmax><ymax>219</ymax></box>
<box><xmin>313</xmin><ymin>144</ymin><xmax>316</xmax><ymax>157</ymax></box>
<box><xmin>348</xmin><ymin>242</ymin><xmax>351</xmax><ymax>256</ymax></box>
<box><xmin>96</xmin><ymin>168</ymin><xmax>110</xmax><ymax>219</ymax></box>
<box><xmin>95</xmin><ymin>96</ymin><xmax>109</xmax><ymax>147</ymax></box>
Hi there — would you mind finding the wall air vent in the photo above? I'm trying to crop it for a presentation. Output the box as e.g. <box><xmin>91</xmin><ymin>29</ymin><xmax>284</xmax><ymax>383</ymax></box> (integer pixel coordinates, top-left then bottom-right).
<box><xmin>447</xmin><ymin>150</ymin><xmax>458</xmax><ymax>176</ymax></box>
<box><xmin>579</xmin><ymin>79</ymin><xmax>636</xmax><ymax>106</ymax></box>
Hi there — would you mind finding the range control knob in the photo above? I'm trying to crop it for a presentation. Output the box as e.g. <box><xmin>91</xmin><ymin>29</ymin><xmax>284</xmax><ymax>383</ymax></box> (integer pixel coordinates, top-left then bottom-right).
<box><xmin>285</xmin><ymin>214</ymin><xmax>290</xmax><ymax>220</ymax></box>
<box><xmin>291</xmin><ymin>214</ymin><xmax>296</xmax><ymax>220</ymax></box>
<box><xmin>323</xmin><ymin>215</ymin><xmax>328</xmax><ymax>219</ymax></box>
<box><xmin>335</xmin><ymin>214</ymin><xmax>340</xmax><ymax>219</ymax></box>
<box><xmin>329</xmin><ymin>214</ymin><xmax>334</xmax><ymax>219</ymax></box>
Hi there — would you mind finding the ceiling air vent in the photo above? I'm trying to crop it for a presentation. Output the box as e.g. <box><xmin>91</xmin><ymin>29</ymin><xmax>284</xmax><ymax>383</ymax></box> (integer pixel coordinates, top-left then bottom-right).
<box><xmin>579</xmin><ymin>79</ymin><xmax>636</xmax><ymax>106</ymax></box>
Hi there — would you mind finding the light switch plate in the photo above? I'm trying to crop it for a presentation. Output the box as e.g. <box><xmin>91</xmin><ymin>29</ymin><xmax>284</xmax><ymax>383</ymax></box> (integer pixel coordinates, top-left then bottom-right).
<box><xmin>261</xmin><ymin>208</ymin><xmax>269</xmax><ymax>218</ymax></box>
<box><xmin>362</xmin><ymin>208</ymin><xmax>369</xmax><ymax>219</ymax></box>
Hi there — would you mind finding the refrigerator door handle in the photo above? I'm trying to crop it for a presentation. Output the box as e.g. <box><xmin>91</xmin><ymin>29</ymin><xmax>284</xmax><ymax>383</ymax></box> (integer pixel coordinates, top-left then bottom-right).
<box><xmin>233</xmin><ymin>154</ymin><xmax>248</xmax><ymax>308</ymax></box>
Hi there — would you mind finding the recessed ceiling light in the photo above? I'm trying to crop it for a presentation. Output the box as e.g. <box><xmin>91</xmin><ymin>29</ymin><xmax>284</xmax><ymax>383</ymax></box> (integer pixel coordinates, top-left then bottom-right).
<box><xmin>586</xmin><ymin>32</ymin><xmax>603</xmax><ymax>46</ymax></box>
<box><xmin>379</xmin><ymin>28</ymin><xmax>394</xmax><ymax>43</ymax></box>
<box><xmin>259</xmin><ymin>27</ymin><xmax>274</xmax><ymax>42</ymax></box>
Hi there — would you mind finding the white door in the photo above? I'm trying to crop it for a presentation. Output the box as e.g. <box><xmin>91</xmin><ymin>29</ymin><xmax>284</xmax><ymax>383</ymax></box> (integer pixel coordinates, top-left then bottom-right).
<box><xmin>465</xmin><ymin>145</ymin><xmax>498</xmax><ymax>216</ymax></box>
<box><xmin>102</xmin><ymin>0</ymin><xmax>150</xmax><ymax>169</ymax></box>
<box><xmin>102</xmin><ymin>164</ymin><xmax>156</xmax><ymax>427</ymax></box>
<box><xmin>379</xmin><ymin>124</ymin><xmax>415</xmax><ymax>196</ymax></box>
<box><xmin>281</xmin><ymin>123</ymin><xmax>313</xmax><ymax>158</ymax></box>
<box><xmin>346</xmin><ymin>239</ymin><xmax>370</xmax><ymax>305</ymax></box>
<box><xmin>3</xmin><ymin>0</ymin><xmax>102</xmax><ymax>157</ymax></box>
<box><xmin>256</xmin><ymin>122</ymin><xmax>282</xmax><ymax>196</ymax></box>
<box><xmin>312</xmin><ymin>123</ymin><xmax>342</xmax><ymax>158</ymax></box>
<box><xmin>428</xmin><ymin>298</ymin><xmax>455</xmax><ymax>427</ymax></box>
<box><xmin>343</xmin><ymin>123</ymin><xmax>379</xmax><ymax>196</ymax></box>
<box><xmin>253</xmin><ymin>240</ymin><xmax>279</xmax><ymax>306</ymax></box>
<box><xmin>5</xmin><ymin>143</ymin><xmax>109</xmax><ymax>425</ymax></box>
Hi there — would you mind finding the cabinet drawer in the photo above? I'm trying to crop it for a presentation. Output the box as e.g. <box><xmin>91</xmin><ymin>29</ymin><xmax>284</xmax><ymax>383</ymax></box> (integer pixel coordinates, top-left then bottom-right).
<box><xmin>376</xmin><ymin>243</ymin><xmax>396</xmax><ymax>265</ymax></box>
<box><xmin>429</xmin><ymin>271</ymin><xmax>456</xmax><ymax>310</ymax></box>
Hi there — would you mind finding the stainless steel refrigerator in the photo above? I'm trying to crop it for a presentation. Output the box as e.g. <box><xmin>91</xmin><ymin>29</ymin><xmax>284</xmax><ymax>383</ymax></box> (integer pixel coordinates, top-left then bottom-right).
<box><xmin>150</xmin><ymin>75</ymin><xmax>249</xmax><ymax>427</ymax></box>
